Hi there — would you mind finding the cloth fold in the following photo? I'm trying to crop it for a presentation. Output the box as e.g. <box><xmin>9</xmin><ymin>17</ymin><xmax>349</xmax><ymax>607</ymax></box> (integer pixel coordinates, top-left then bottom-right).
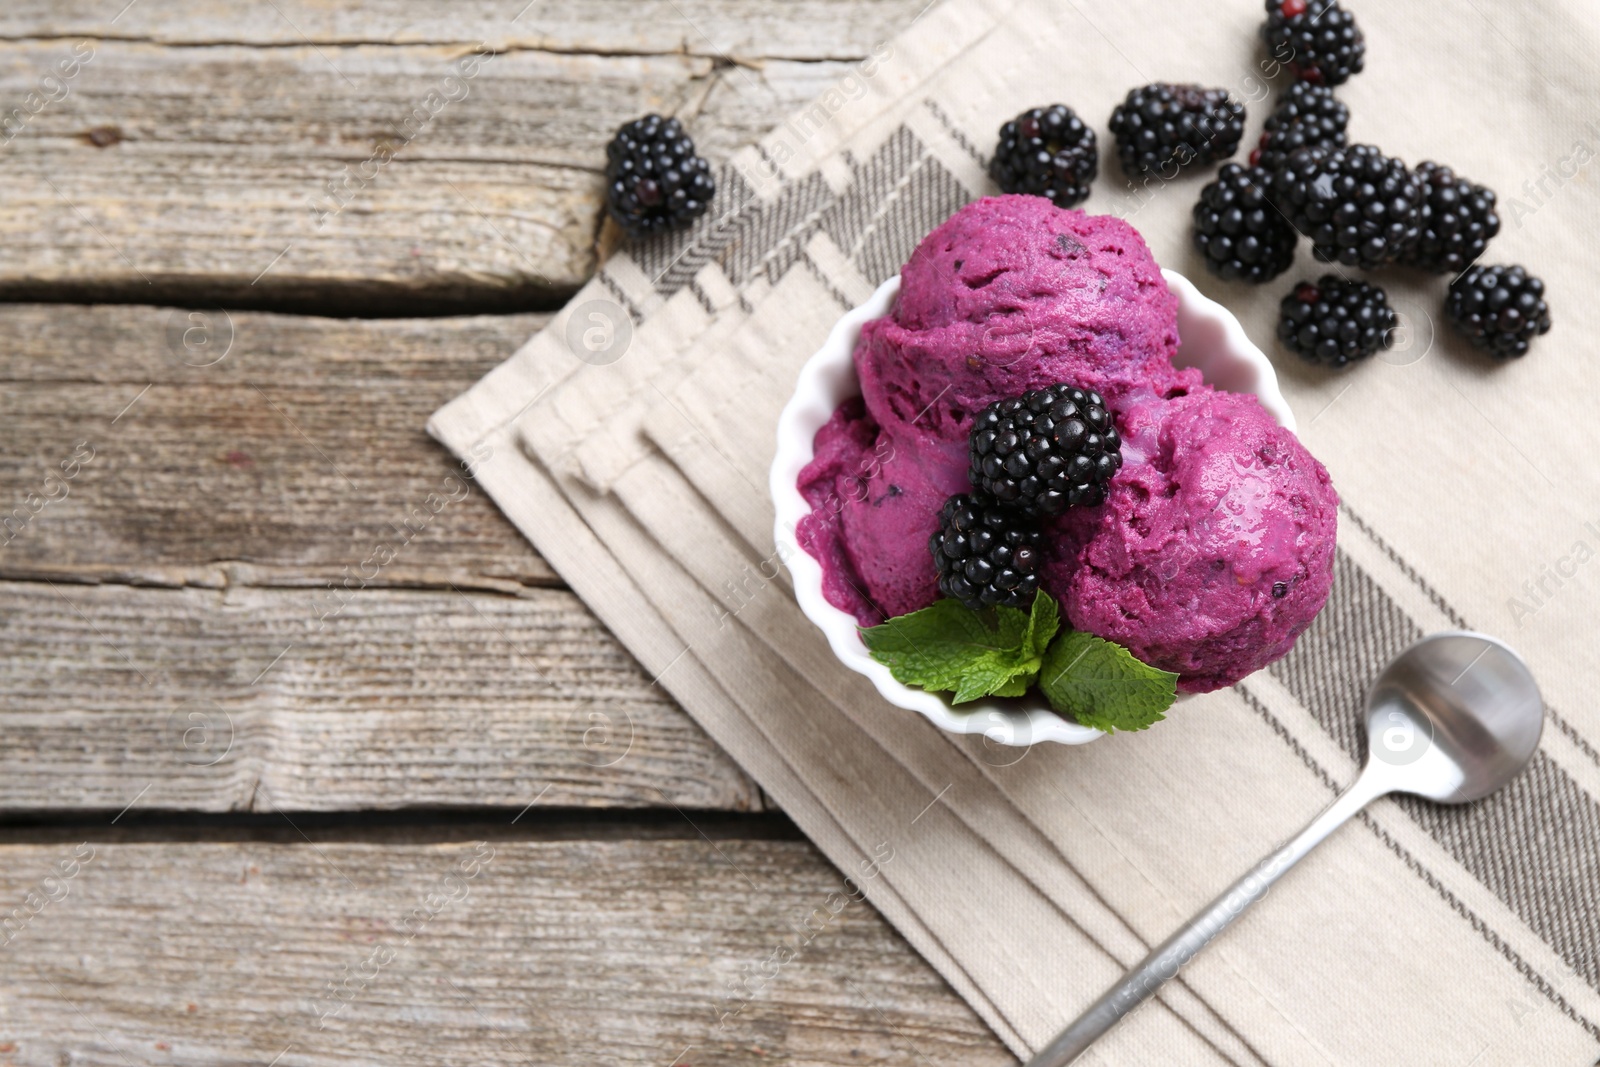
<box><xmin>432</xmin><ymin>0</ymin><xmax>1600</xmax><ymax>1060</ymax></box>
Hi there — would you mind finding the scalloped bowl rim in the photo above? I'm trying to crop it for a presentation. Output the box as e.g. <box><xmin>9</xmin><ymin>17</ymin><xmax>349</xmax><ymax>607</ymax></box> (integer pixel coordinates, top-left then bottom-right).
<box><xmin>769</xmin><ymin>268</ymin><xmax>1294</xmax><ymax>747</ymax></box>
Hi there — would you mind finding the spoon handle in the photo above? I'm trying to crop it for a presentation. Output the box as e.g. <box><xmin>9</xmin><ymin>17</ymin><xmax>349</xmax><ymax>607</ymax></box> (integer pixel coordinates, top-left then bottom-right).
<box><xmin>1026</xmin><ymin>768</ymin><xmax>1392</xmax><ymax>1067</ymax></box>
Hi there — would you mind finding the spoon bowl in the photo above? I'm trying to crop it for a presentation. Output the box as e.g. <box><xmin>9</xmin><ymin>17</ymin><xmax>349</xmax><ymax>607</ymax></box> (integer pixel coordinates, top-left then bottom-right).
<box><xmin>1364</xmin><ymin>631</ymin><xmax>1544</xmax><ymax>803</ymax></box>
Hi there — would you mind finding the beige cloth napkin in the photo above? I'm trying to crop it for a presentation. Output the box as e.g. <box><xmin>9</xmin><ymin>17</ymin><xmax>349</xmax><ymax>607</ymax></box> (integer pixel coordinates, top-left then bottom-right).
<box><xmin>433</xmin><ymin>0</ymin><xmax>1600</xmax><ymax>1061</ymax></box>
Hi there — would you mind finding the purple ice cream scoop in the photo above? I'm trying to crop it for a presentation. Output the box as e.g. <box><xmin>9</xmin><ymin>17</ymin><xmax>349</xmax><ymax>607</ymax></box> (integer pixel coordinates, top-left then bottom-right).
<box><xmin>797</xmin><ymin>397</ymin><xmax>959</xmax><ymax>623</ymax></box>
<box><xmin>1043</xmin><ymin>389</ymin><xmax>1338</xmax><ymax>692</ymax></box>
<box><xmin>796</xmin><ymin>196</ymin><xmax>1338</xmax><ymax>692</ymax></box>
<box><xmin>855</xmin><ymin>195</ymin><xmax>1187</xmax><ymax>448</ymax></box>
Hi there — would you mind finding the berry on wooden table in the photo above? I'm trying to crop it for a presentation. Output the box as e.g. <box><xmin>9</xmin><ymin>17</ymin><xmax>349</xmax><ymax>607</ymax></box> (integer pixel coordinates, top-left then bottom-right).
<box><xmin>604</xmin><ymin>114</ymin><xmax>716</xmax><ymax>236</ymax></box>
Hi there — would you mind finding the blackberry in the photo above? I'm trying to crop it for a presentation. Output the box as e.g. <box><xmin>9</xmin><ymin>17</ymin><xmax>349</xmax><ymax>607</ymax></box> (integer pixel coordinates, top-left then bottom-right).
<box><xmin>1250</xmin><ymin>81</ymin><xmax>1348</xmax><ymax>173</ymax></box>
<box><xmin>988</xmin><ymin>104</ymin><xmax>1098</xmax><ymax>207</ymax></box>
<box><xmin>604</xmin><ymin>114</ymin><xmax>716</xmax><ymax>236</ymax></box>
<box><xmin>1277</xmin><ymin>275</ymin><xmax>1397</xmax><ymax>366</ymax></box>
<box><xmin>1261</xmin><ymin>0</ymin><xmax>1366</xmax><ymax>87</ymax></box>
<box><xmin>1445</xmin><ymin>265</ymin><xmax>1551</xmax><ymax>359</ymax></box>
<box><xmin>1108</xmin><ymin>84</ymin><xmax>1246</xmax><ymax>179</ymax></box>
<box><xmin>1270</xmin><ymin>145</ymin><xmax>1422</xmax><ymax>268</ymax></box>
<box><xmin>929</xmin><ymin>493</ymin><xmax>1043</xmax><ymax>611</ymax></box>
<box><xmin>969</xmin><ymin>385</ymin><xmax>1122</xmax><ymax>517</ymax></box>
<box><xmin>1193</xmin><ymin>164</ymin><xmax>1298</xmax><ymax>284</ymax></box>
<box><xmin>1396</xmin><ymin>161</ymin><xmax>1501</xmax><ymax>275</ymax></box>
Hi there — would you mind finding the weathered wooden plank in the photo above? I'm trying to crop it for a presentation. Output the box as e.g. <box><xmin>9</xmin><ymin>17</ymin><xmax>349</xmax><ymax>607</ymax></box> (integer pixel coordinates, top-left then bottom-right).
<box><xmin>0</xmin><ymin>42</ymin><xmax>700</xmax><ymax>311</ymax></box>
<box><xmin>0</xmin><ymin>837</ymin><xmax>1009</xmax><ymax>1066</ymax></box>
<box><xmin>0</xmin><ymin>4</ymin><xmax>920</xmax><ymax>311</ymax></box>
<box><xmin>0</xmin><ymin>579</ymin><xmax>760</xmax><ymax>813</ymax></box>
<box><xmin>0</xmin><ymin>293</ymin><xmax>774</xmax><ymax>816</ymax></box>
<box><xmin>0</xmin><ymin>2</ymin><xmax>922</xmax><ymax>60</ymax></box>
<box><xmin>0</xmin><ymin>304</ymin><xmax>555</xmax><ymax>587</ymax></box>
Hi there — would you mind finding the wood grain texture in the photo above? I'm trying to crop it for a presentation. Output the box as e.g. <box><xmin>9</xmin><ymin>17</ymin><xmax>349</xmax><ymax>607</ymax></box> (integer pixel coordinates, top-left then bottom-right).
<box><xmin>0</xmin><ymin>41</ymin><xmax>698</xmax><ymax>311</ymax></box>
<box><xmin>0</xmin><ymin>2</ymin><xmax>922</xmax><ymax>60</ymax></box>
<box><xmin>0</xmin><ymin>837</ymin><xmax>1010</xmax><ymax>1066</ymax></box>
<box><xmin>0</xmin><ymin>304</ymin><xmax>552</xmax><ymax>588</ymax></box>
<box><xmin>0</xmin><ymin>302</ymin><xmax>758</xmax><ymax>813</ymax></box>
<box><xmin>0</xmin><ymin>237</ymin><xmax>763</xmax><ymax>820</ymax></box>
<box><xmin>0</xmin><ymin>2</ymin><xmax>924</xmax><ymax>313</ymax></box>
<box><xmin>0</xmin><ymin>579</ymin><xmax>760</xmax><ymax>813</ymax></box>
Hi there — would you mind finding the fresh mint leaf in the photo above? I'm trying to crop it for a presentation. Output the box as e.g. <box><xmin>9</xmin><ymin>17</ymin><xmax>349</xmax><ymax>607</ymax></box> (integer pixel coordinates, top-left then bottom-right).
<box><xmin>1021</xmin><ymin>588</ymin><xmax>1060</xmax><ymax>658</ymax></box>
<box><xmin>990</xmin><ymin>674</ymin><xmax>1034</xmax><ymax>699</ymax></box>
<box><xmin>861</xmin><ymin>591</ymin><xmax>1059</xmax><ymax>705</ymax></box>
<box><xmin>1037</xmin><ymin>631</ymin><xmax>1178</xmax><ymax>733</ymax></box>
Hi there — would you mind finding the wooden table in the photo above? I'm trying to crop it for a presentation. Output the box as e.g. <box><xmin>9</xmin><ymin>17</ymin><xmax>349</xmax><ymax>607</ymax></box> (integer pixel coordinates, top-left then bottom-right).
<box><xmin>0</xmin><ymin>4</ymin><xmax>1014</xmax><ymax>1063</ymax></box>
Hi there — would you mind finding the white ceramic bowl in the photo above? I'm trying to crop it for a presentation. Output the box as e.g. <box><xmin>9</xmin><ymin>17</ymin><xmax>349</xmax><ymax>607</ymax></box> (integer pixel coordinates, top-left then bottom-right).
<box><xmin>770</xmin><ymin>269</ymin><xmax>1293</xmax><ymax>747</ymax></box>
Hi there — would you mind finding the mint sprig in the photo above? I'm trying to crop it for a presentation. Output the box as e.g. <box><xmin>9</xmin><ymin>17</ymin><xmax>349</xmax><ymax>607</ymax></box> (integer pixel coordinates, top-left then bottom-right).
<box><xmin>860</xmin><ymin>591</ymin><xmax>1179</xmax><ymax>732</ymax></box>
<box><xmin>1037</xmin><ymin>630</ymin><xmax>1178</xmax><ymax>733</ymax></box>
<box><xmin>860</xmin><ymin>590</ymin><xmax>1058</xmax><ymax>704</ymax></box>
